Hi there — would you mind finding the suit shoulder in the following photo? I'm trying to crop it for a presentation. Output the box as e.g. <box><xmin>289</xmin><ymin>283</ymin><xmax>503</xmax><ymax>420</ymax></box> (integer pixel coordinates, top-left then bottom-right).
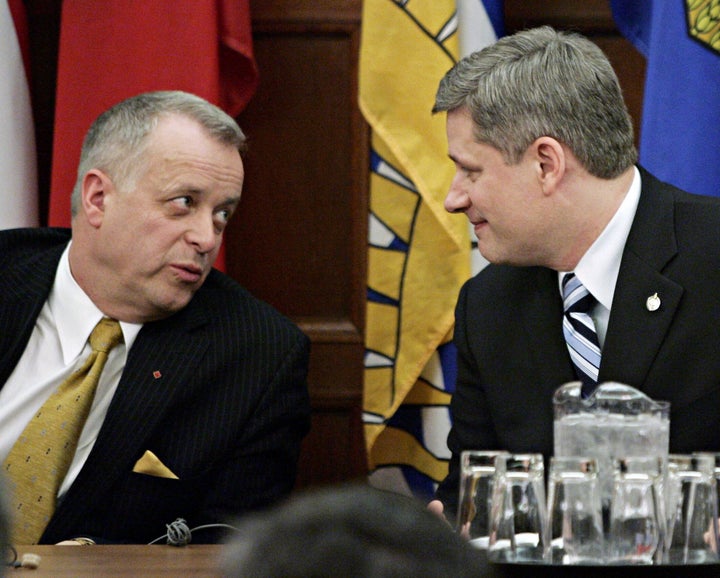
<box><xmin>642</xmin><ymin>167</ymin><xmax>720</xmax><ymax>218</ymax></box>
<box><xmin>463</xmin><ymin>264</ymin><xmax>550</xmax><ymax>298</ymax></box>
<box><xmin>197</xmin><ymin>269</ymin><xmax>307</xmax><ymax>342</ymax></box>
<box><xmin>0</xmin><ymin>228</ymin><xmax>70</xmax><ymax>268</ymax></box>
<box><xmin>671</xmin><ymin>190</ymin><xmax>720</xmax><ymax>251</ymax></box>
<box><xmin>458</xmin><ymin>264</ymin><xmax>556</xmax><ymax>319</ymax></box>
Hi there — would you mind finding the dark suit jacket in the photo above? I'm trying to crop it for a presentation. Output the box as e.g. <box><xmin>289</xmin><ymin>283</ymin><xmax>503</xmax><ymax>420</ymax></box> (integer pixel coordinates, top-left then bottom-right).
<box><xmin>436</xmin><ymin>167</ymin><xmax>720</xmax><ymax>513</ymax></box>
<box><xmin>0</xmin><ymin>228</ymin><xmax>311</xmax><ymax>544</ymax></box>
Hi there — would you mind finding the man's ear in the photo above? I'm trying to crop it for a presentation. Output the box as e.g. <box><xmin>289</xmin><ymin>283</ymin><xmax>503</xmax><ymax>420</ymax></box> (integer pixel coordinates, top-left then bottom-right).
<box><xmin>81</xmin><ymin>169</ymin><xmax>112</xmax><ymax>228</ymax></box>
<box><xmin>532</xmin><ymin>136</ymin><xmax>565</xmax><ymax>195</ymax></box>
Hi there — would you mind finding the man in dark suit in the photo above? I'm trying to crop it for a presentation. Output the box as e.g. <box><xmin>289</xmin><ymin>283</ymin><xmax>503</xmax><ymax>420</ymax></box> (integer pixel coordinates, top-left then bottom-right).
<box><xmin>0</xmin><ymin>91</ymin><xmax>310</xmax><ymax>544</ymax></box>
<box><xmin>428</xmin><ymin>26</ymin><xmax>720</xmax><ymax>519</ymax></box>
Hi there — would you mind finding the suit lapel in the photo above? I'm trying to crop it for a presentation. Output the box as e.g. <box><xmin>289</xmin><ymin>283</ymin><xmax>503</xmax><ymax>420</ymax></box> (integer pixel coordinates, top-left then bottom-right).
<box><xmin>49</xmin><ymin>302</ymin><xmax>211</xmax><ymax>531</ymax></box>
<box><xmin>0</xmin><ymin>245</ymin><xmax>65</xmax><ymax>387</ymax></box>
<box><xmin>522</xmin><ymin>267</ymin><xmax>577</xmax><ymax>393</ymax></box>
<box><xmin>600</xmin><ymin>168</ymin><xmax>682</xmax><ymax>393</ymax></box>
<box><xmin>516</xmin><ymin>167</ymin><xmax>683</xmax><ymax>398</ymax></box>
<box><xmin>92</xmin><ymin>310</ymin><xmax>211</xmax><ymax>469</ymax></box>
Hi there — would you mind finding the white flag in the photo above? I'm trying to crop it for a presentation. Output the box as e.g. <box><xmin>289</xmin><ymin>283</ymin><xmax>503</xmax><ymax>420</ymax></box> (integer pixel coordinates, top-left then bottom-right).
<box><xmin>457</xmin><ymin>0</ymin><xmax>500</xmax><ymax>56</ymax></box>
<box><xmin>0</xmin><ymin>0</ymin><xmax>38</xmax><ymax>229</ymax></box>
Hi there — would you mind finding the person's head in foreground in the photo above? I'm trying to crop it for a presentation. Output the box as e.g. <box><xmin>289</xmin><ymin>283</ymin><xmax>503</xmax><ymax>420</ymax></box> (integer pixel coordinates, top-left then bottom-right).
<box><xmin>222</xmin><ymin>483</ymin><xmax>497</xmax><ymax>577</ymax></box>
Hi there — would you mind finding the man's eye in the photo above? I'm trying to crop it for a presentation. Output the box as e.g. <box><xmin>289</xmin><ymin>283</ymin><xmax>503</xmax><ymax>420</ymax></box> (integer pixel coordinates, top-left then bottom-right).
<box><xmin>214</xmin><ymin>209</ymin><xmax>232</xmax><ymax>229</ymax></box>
<box><xmin>464</xmin><ymin>167</ymin><xmax>481</xmax><ymax>180</ymax></box>
<box><xmin>172</xmin><ymin>196</ymin><xmax>193</xmax><ymax>208</ymax></box>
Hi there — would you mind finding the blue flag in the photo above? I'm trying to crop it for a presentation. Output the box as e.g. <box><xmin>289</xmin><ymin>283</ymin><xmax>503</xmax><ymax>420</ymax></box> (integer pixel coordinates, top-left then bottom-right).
<box><xmin>611</xmin><ymin>0</ymin><xmax>720</xmax><ymax>198</ymax></box>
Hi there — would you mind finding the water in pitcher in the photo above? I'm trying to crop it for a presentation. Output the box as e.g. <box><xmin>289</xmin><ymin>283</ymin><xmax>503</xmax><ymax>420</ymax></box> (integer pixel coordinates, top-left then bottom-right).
<box><xmin>553</xmin><ymin>382</ymin><xmax>670</xmax><ymax>500</ymax></box>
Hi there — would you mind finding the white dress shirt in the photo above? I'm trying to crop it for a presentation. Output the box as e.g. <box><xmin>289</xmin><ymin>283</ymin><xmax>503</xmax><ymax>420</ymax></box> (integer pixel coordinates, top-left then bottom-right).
<box><xmin>0</xmin><ymin>243</ymin><xmax>142</xmax><ymax>496</ymax></box>
<box><xmin>559</xmin><ymin>166</ymin><xmax>642</xmax><ymax>348</ymax></box>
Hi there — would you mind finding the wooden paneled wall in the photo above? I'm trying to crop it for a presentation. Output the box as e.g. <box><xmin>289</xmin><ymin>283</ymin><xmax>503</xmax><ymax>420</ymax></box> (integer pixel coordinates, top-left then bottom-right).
<box><xmin>24</xmin><ymin>0</ymin><xmax>645</xmax><ymax>490</ymax></box>
<box><xmin>231</xmin><ymin>1</ymin><xmax>369</xmax><ymax>487</ymax></box>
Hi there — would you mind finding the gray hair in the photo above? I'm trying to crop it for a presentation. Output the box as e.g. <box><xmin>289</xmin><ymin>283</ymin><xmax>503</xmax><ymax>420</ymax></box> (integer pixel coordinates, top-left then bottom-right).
<box><xmin>71</xmin><ymin>90</ymin><xmax>247</xmax><ymax>216</ymax></box>
<box><xmin>433</xmin><ymin>26</ymin><xmax>637</xmax><ymax>178</ymax></box>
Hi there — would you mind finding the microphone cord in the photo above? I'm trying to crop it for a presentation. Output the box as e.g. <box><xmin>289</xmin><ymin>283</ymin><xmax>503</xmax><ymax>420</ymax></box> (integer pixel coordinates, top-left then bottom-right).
<box><xmin>147</xmin><ymin>518</ymin><xmax>240</xmax><ymax>546</ymax></box>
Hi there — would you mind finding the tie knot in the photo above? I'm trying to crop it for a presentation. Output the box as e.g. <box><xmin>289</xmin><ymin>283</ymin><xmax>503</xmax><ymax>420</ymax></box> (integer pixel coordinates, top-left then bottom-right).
<box><xmin>562</xmin><ymin>273</ymin><xmax>596</xmax><ymax>314</ymax></box>
<box><xmin>90</xmin><ymin>318</ymin><xmax>124</xmax><ymax>353</ymax></box>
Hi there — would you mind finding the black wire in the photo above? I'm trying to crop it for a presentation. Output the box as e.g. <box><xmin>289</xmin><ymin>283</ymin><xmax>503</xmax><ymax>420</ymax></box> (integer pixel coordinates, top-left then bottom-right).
<box><xmin>4</xmin><ymin>544</ymin><xmax>19</xmax><ymax>567</ymax></box>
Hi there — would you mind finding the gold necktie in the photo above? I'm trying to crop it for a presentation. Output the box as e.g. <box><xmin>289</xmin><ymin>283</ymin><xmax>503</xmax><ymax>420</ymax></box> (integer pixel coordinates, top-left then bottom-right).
<box><xmin>3</xmin><ymin>318</ymin><xmax>123</xmax><ymax>544</ymax></box>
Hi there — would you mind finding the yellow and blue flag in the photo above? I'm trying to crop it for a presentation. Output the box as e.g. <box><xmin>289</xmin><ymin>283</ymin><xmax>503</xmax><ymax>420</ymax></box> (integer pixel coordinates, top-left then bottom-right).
<box><xmin>360</xmin><ymin>0</ymin><xmax>503</xmax><ymax>499</ymax></box>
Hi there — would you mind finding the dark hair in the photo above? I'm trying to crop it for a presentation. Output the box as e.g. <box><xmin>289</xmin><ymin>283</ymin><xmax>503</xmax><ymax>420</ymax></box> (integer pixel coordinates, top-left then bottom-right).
<box><xmin>221</xmin><ymin>483</ymin><xmax>496</xmax><ymax>577</ymax></box>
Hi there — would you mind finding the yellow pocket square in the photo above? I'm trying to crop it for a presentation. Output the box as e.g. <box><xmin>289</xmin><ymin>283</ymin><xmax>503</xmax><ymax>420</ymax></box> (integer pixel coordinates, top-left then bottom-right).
<box><xmin>132</xmin><ymin>450</ymin><xmax>179</xmax><ymax>479</ymax></box>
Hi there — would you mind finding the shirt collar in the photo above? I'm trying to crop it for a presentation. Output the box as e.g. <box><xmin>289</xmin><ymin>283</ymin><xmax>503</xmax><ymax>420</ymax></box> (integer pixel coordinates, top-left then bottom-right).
<box><xmin>48</xmin><ymin>242</ymin><xmax>143</xmax><ymax>363</ymax></box>
<box><xmin>560</xmin><ymin>166</ymin><xmax>642</xmax><ymax>308</ymax></box>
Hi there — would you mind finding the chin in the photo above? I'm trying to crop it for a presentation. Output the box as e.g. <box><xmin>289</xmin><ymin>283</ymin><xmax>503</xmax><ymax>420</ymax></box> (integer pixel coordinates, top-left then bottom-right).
<box><xmin>151</xmin><ymin>295</ymin><xmax>194</xmax><ymax>319</ymax></box>
<box><xmin>477</xmin><ymin>243</ymin><xmax>526</xmax><ymax>267</ymax></box>
<box><xmin>476</xmin><ymin>246</ymin><xmax>503</xmax><ymax>265</ymax></box>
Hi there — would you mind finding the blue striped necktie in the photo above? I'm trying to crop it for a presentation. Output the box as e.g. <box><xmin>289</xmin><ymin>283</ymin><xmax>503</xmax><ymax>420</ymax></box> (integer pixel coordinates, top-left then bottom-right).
<box><xmin>562</xmin><ymin>273</ymin><xmax>601</xmax><ymax>398</ymax></box>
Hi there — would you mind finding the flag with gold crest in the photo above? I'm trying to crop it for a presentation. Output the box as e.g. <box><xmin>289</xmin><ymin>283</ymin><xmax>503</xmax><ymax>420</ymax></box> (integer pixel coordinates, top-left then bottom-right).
<box><xmin>611</xmin><ymin>0</ymin><xmax>720</xmax><ymax>198</ymax></box>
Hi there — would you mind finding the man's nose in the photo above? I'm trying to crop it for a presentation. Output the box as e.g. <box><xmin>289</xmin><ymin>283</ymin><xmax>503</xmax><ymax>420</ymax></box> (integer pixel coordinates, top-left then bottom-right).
<box><xmin>186</xmin><ymin>214</ymin><xmax>218</xmax><ymax>254</ymax></box>
<box><xmin>444</xmin><ymin>175</ymin><xmax>470</xmax><ymax>214</ymax></box>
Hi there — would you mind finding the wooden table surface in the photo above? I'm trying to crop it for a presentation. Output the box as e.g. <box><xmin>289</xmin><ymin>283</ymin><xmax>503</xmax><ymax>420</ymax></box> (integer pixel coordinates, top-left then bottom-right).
<box><xmin>10</xmin><ymin>544</ymin><xmax>225</xmax><ymax>577</ymax></box>
<box><xmin>11</xmin><ymin>544</ymin><xmax>720</xmax><ymax>577</ymax></box>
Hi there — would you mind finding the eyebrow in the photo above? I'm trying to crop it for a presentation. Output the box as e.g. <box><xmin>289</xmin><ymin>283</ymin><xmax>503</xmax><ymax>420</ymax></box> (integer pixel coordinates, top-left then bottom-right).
<box><xmin>178</xmin><ymin>187</ymin><xmax>241</xmax><ymax>205</ymax></box>
<box><xmin>448</xmin><ymin>154</ymin><xmax>482</xmax><ymax>170</ymax></box>
<box><xmin>221</xmin><ymin>195</ymin><xmax>242</xmax><ymax>206</ymax></box>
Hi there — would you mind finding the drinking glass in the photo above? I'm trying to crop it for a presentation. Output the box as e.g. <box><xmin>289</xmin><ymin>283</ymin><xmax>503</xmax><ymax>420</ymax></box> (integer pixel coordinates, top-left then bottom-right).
<box><xmin>487</xmin><ymin>453</ymin><xmax>549</xmax><ymax>563</ymax></box>
<box><xmin>456</xmin><ymin>450</ymin><xmax>509</xmax><ymax>548</ymax></box>
<box><xmin>664</xmin><ymin>454</ymin><xmax>718</xmax><ymax>564</ymax></box>
<box><xmin>693</xmin><ymin>450</ymin><xmax>720</xmax><ymax>554</ymax></box>
<box><xmin>547</xmin><ymin>456</ymin><xmax>604</xmax><ymax>564</ymax></box>
<box><xmin>607</xmin><ymin>456</ymin><xmax>664</xmax><ymax>565</ymax></box>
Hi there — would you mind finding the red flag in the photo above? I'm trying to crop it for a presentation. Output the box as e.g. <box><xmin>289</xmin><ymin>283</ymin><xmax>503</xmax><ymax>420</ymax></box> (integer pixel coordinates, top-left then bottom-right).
<box><xmin>7</xmin><ymin>0</ymin><xmax>31</xmax><ymax>72</ymax></box>
<box><xmin>49</xmin><ymin>0</ymin><xmax>258</xmax><ymax>269</ymax></box>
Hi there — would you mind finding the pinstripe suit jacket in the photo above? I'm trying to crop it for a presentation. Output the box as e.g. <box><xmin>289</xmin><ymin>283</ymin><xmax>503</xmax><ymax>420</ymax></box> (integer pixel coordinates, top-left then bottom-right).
<box><xmin>0</xmin><ymin>228</ymin><xmax>311</xmax><ymax>544</ymax></box>
<box><xmin>436</xmin><ymin>167</ymin><xmax>720</xmax><ymax>513</ymax></box>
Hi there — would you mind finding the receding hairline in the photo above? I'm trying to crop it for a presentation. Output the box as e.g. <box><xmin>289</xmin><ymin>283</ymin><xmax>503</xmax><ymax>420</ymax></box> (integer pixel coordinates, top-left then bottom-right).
<box><xmin>70</xmin><ymin>91</ymin><xmax>248</xmax><ymax>216</ymax></box>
